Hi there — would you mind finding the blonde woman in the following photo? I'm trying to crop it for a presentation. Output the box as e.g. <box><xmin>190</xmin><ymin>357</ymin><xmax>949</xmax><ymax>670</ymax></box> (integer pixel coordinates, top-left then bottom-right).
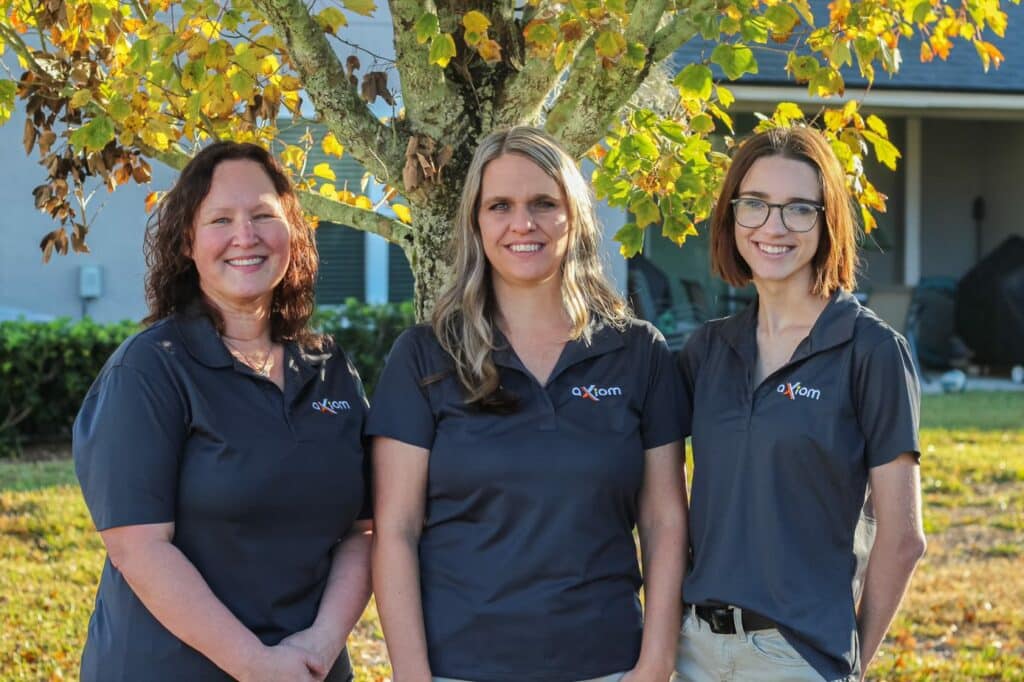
<box><xmin>369</xmin><ymin>127</ymin><xmax>687</xmax><ymax>682</ymax></box>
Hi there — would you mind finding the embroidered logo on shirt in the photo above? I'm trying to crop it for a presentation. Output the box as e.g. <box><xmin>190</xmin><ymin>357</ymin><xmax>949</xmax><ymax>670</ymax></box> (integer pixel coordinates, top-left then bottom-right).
<box><xmin>777</xmin><ymin>381</ymin><xmax>821</xmax><ymax>401</ymax></box>
<box><xmin>312</xmin><ymin>398</ymin><xmax>351</xmax><ymax>414</ymax></box>
<box><xmin>571</xmin><ymin>384</ymin><xmax>623</xmax><ymax>401</ymax></box>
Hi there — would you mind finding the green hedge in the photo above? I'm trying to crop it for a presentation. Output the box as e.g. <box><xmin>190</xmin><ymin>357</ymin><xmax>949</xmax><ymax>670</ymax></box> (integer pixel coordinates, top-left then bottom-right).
<box><xmin>0</xmin><ymin>301</ymin><xmax>414</xmax><ymax>456</ymax></box>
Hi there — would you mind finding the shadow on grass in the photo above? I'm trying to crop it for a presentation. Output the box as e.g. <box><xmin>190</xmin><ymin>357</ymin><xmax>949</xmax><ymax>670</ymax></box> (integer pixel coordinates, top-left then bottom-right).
<box><xmin>0</xmin><ymin>459</ymin><xmax>77</xmax><ymax>492</ymax></box>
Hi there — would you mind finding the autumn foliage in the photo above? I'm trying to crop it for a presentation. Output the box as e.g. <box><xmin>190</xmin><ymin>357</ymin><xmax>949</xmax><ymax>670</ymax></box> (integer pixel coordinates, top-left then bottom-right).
<box><xmin>0</xmin><ymin>0</ymin><xmax>1016</xmax><ymax>304</ymax></box>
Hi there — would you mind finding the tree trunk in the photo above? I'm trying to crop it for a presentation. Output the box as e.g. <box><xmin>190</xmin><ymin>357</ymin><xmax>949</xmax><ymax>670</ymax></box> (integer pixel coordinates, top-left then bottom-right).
<box><xmin>406</xmin><ymin>188</ymin><xmax>462</xmax><ymax>321</ymax></box>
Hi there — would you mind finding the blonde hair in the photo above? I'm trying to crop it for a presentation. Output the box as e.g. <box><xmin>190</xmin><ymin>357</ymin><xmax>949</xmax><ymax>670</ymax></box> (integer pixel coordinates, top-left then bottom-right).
<box><xmin>431</xmin><ymin>127</ymin><xmax>629</xmax><ymax>407</ymax></box>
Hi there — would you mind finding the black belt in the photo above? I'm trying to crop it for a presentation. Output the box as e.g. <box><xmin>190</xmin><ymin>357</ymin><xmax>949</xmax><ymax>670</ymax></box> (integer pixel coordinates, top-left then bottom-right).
<box><xmin>694</xmin><ymin>604</ymin><xmax>776</xmax><ymax>634</ymax></box>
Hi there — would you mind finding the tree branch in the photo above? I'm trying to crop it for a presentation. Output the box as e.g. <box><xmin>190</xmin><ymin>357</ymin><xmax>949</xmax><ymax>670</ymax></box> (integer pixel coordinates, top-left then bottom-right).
<box><xmin>650</xmin><ymin>3</ymin><xmax>707</xmax><ymax>63</ymax></box>
<box><xmin>297</xmin><ymin>191</ymin><xmax>411</xmax><ymax>245</ymax></box>
<box><xmin>389</xmin><ymin>0</ymin><xmax>472</xmax><ymax>147</ymax></box>
<box><xmin>251</xmin><ymin>0</ymin><xmax>405</xmax><ymax>185</ymax></box>
<box><xmin>545</xmin><ymin>2</ymin><xmax>670</xmax><ymax>157</ymax></box>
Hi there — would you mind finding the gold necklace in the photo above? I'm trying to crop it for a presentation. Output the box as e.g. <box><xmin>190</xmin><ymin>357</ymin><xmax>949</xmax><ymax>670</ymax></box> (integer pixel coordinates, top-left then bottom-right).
<box><xmin>222</xmin><ymin>336</ymin><xmax>274</xmax><ymax>377</ymax></box>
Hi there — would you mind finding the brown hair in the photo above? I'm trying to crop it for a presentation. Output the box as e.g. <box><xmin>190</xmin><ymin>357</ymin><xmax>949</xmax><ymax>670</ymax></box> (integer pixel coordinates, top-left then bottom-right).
<box><xmin>143</xmin><ymin>141</ymin><xmax>321</xmax><ymax>348</ymax></box>
<box><xmin>710</xmin><ymin>126</ymin><xmax>859</xmax><ymax>296</ymax></box>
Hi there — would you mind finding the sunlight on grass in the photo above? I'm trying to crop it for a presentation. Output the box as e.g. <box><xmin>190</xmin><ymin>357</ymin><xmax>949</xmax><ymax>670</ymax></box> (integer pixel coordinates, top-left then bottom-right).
<box><xmin>1</xmin><ymin>393</ymin><xmax>1022</xmax><ymax>680</ymax></box>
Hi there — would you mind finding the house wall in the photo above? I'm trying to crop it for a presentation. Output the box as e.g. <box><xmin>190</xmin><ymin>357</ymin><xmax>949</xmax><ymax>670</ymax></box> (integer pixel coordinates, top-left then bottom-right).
<box><xmin>976</xmin><ymin>121</ymin><xmax>1024</xmax><ymax>260</ymax></box>
<box><xmin>919</xmin><ymin>120</ymin><xmax>989</xmax><ymax>279</ymax></box>
<box><xmin>0</xmin><ymin>108</ymin><xmax>171</xmax><ymax>323</ymax></box>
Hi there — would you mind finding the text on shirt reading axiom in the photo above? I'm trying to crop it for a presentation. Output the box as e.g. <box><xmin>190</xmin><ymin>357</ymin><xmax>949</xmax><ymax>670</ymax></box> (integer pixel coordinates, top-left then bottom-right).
<box><xmin>312</xmin><ymin>399</ymin><xmax>351</xmax><ymax>414</ymax></box>
<box><xmin>571</xmin><ymin>385</ymin><xmax>624</xmax><ymax>402</ymax></box>
<box><xmin>777</xmin><ymin>381</ymin><xmax>821</xmax><ymax>401</ymax></box>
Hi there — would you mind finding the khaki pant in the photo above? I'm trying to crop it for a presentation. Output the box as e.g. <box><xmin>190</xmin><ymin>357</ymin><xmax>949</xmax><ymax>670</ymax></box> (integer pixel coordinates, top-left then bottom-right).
<box><xmin>434</xmin><ymin>673</ymin><xmax>627</xmax><ymax>682</ymax></box>
<box><xmin>674</xmin><ymin>608</ymin><xmax>842</xmax><ymax>682</ymax></box>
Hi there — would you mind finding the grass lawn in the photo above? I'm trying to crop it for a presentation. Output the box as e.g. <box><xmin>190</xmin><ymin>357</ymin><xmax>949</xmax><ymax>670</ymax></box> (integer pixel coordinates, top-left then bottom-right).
<box><xmin>2</xmin><ymin>393</ymin><xmax>1022</xmax><ymax>680</ymax></box>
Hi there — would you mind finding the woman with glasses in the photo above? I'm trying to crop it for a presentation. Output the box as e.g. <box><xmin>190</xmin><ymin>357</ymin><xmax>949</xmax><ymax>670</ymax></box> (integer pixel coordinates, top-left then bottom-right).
<box><xmin>674</xmin><ymin>126</ymin><xmax>926</xmax><ymax>681</ymax></box>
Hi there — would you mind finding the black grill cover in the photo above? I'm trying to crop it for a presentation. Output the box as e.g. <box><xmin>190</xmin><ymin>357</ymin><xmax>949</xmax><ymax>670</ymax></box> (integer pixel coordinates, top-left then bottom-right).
<box><xmin>955</xmin><ymin>236</ymin><xmax>1024</xmax><ymax>366</ymax></box>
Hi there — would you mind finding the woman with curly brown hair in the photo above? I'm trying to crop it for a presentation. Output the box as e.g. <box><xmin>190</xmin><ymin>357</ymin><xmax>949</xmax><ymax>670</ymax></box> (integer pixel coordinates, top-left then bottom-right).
<box><xmin>73</xmin><ymin>142</ymin><xmax>372</xmax><ymax>682</ymax></box>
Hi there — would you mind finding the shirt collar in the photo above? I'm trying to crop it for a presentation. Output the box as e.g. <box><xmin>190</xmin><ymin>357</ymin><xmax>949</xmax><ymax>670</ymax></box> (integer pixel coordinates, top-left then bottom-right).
<box><xmin>716</xmin><ymin>288</ymin><xmax>860</xmax><ymax>365</ymax></box>
<box><xmin>173</xmin><ymin>302</ymin><xmax>332</xmax><ymax>374</ymax></box>
<box><xmin>492</xmin><ymin>318</ymin><xmax>625</xmax><ymax>384</ymax></box>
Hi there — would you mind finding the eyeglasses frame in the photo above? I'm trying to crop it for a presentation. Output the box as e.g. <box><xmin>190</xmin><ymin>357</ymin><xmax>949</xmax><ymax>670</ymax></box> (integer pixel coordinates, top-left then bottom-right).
<box><xmin>729</xmin><ymin>197</ymin><xmax>824</xmax><ymax>233</ymax></box>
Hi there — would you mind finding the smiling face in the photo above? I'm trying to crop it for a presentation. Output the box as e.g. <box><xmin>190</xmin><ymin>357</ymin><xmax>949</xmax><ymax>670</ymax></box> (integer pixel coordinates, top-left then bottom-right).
<box><xmin>734</xmin><ymin>154</ymin><xmax>822</xmax><ymax>291</ymax></box>
<box><xmin>187</xmin><ymin>159</ymin><xmax>292</xmax><ymax>312</ymax></box>
<box><xmin>477</xmin><ymin>153</ymin><xmax>571</xmax><ymax>291</ymax></box>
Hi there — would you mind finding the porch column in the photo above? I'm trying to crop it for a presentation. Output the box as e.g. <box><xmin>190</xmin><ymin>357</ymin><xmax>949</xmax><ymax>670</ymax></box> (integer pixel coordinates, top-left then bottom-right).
<box><xmin>904</xmin><ymin>117</ymin><xmax>922</xmax><ymax>286</ymax></box>
<box><xmin>364</xmin><ymin>233</ymin><xmax>389</xmax><ymax>304</ymax></box>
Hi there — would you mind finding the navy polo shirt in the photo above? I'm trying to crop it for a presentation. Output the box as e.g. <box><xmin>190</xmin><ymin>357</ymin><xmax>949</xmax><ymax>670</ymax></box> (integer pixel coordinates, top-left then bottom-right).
<box><xmin>678</xmin><ymin>290</ymin><xmax>921</xmax><ymax>681</ymax></box>
<box><xmin>73</xmin><ymin>309</ymin><xmax>370</xmax><ymax>682</ymax></box>
<box><xmin>366</xmin><ymin>320</ymin><xmax>683</xmax><ymax>682</ymax></box>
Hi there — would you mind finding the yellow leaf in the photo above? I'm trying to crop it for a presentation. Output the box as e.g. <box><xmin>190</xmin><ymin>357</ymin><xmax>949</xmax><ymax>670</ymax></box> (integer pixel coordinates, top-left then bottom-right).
<box><xmin>281</xmin><ymin>144</ymin><xmax>305</xmax><ymax>169</ymax></box>
<box><xmin>322</xmin><ymin>133</ymin><xmax>345</xmax><ymax>158</ymax></box>
<box><xmin>319</xmin><ymin>183</ymin><xmax>337</xmax><ymax>199</ymax></box>
<box><xmin>866</xmin><ymin>114</ymin><xmax>888</xmax><ymax>137</ymax></box>
<box><xmin>260</xmin><ymin>54</ymin><xmax>280</xmax><ymax>76</ymax></box>
<box><xmin>354</xmin><ymin>195</ymin><xmax>373</xmax><ymax>210</ymax></box>
<box><xmin>342</xmin><ymin>0</ymin><xmax>377</xmax><ymax>16</ymax></box>
<box><xmin>313</xmin><ymin>162</ymin><xmax>336</xmax><ymax>181</ymax></box>
<box><xmin>279</xmin><ymin>75</ymin><xmax>302</xmax><ymax>91</ymax></box>
<box><xmin>462</xmin><ymin>10</ymin><xmax>491</xmax><ymax>34</ymax></box>
<box><xmin>392</xmin><ymin>203</ymin><xmax>412</xmax><ymax>223</ymax></box>
<box><xmin>70</xmin><ymin>89</ymin><xmax>93</xmax><ymax>108</ymax></box>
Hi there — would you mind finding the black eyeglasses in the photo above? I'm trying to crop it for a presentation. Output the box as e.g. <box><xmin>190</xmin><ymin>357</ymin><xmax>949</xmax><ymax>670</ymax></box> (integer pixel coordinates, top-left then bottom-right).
<box><xmin>730</xmin><ymin>197</ymin><xmax>823</xmax><ymax>233</ymax></box>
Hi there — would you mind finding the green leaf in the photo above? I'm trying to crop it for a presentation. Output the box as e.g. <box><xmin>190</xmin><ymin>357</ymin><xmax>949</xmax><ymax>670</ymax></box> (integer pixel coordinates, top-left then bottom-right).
<box><xmin>711</xmin><ymin>44</ymin><xmax>758</xmax><ymax>80</ymax></box>
<box><xmin>863</xmin><ymin>130</ymin><xmax>901</xmax><ymax>170</ymax></box>
<box><xmin>662</xmin><ymin>215</ymin><xmax>698</xmax><ymax>246</ymax></box>
<box><xmin>690</xmin><ymin>113</ymin><xmax>715</xmax><ymax>133</ymax></box>
<box><xmin>622</xmin><ymin>132</ymin><xmax>659</xmax><ymax>161</ymax></box>
<box><xmin>414</xmin><ymin>13</ymin><xmax>439</xmax><ymax>44</ymax></box>
<box><xmin>595</xmin><ymin>30</ymin><xmax>626</xmax><ymax>59</ymax></box>
<box><xmin>740</xmin><ymin>17</ymin><xmax>769</xmax><ymax>44</ymax></box>
<box><xmin>614</xmin><ymin>222</ymin><xmax>644</xmax><ymax>257</ymax></box>
<box><xmin>787</xmin><ymin>53</ymin><xmax>819</xmax><ymax>81</ymax></box>
<box><xmin>342</xmin><ymin>0</ymin><xmax>376</xmax><ymax>16</ymax></box>
<box><xmin>630</xmin><ymin>195</ymin><xmax>661</xmax><ymax>229</ymax></box>
<box><xmin>69</xmin><ymin>116</ymin><xmax>115</xmax><ymax>152</ymax></box>
<box><xmin>765</xmin><ymin>5</ymin><xmax>800</xmax><ymax>36</ymax></box>
<box><xmin>0</xmin><ymin>79</ymin><xmax>16</xmax><ymax>126</ymax></box>
<box><xmin>129</xmin><ymin>38</ymin><xmax>152</xmax><ymax>71</ymax></box>
<box><xmin>674</xmin><ymin>64</ymin><xmax>713</xmax><ymax>100</ymax></box>
<box><xmin>657</xmin><ymin>120</ymin><xmax>688</xmax><ymax>145</ymax></box>
<box><xmin>428</xmin><ymin>33</ymin><xmax>457</xmax><ymax>68</ymax></box>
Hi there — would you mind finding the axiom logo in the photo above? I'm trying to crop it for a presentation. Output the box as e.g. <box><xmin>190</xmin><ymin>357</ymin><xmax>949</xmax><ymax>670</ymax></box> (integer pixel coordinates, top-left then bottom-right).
<box><xmin>312</xmin><ymin>398</ymin><xmax>351</xmax><ymax>414</ymax></box>
<box><xmin>776</xmin><ymin>382</ymin><xmax>821</xmax><ymax>401</ymax></box>
<box><xmin>571</xmin><ymin>384</ymin><xmax>623</xmax><ymax>402</ymax></box>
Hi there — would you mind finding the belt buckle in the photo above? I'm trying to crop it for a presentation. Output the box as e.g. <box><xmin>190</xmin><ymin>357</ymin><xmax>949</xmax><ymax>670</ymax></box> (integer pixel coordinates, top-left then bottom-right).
<box><xmin>708</xmin><ymin>607</ymin><xmax>736</xmax><ymax>634</ymax></box>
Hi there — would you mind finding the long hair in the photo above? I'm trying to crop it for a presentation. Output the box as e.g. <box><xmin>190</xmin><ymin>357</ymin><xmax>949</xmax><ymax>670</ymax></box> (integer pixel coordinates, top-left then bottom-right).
<box><xmin>143</xmin><ymin>141</ymin><xmax>321</xmax><ymax>348</ymax></box>
<box><xmin>431</xmin><ymin>126</ymin><xmax>629</xmax><ymax>407</ymax></box>
<box><xmin>710</xmin><ymin>126</ymin><xmax>860</xmax><ymax>296</ymax></box>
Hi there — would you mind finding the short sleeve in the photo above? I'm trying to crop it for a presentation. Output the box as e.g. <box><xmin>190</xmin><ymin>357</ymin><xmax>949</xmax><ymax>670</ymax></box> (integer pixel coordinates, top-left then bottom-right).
<box><xmin>639</xmin><ymin>328</ymin><xmax>687</xmax><ymax>449</ymax></box>
<box><xmin>365</xmin><ymin>328</ymin><xmax>437</xmax><ymax>450</ymax></box>
<box><xmin>73</xmin><ymin>364</ymin><xmax>187</xmax><ymax>531</ymax></box>
<box><xmin>675</xmin><ymin>325</ymin><xmax>708</xmax><ymax>438</ymax></box>
<box><xmin>855</xmin><ymin>334</ymin><xmax>921</xmax><ymax>468</ymax></box>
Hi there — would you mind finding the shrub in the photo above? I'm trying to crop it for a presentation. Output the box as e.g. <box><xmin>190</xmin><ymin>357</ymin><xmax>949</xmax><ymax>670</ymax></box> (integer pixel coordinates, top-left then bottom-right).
<box><xmin>312</xmin><ymin>299</ymin><xmax>416</xmax><ymax>396</ymax></box>
<box><xmin>0</xmin><ymin>302</ymin><xmax>415</xmax><ymax>456</ymax></box>
<box><xmin>0</xmin><ymin>318</ymin><xmax>138</xmax><ymax>454</ymax></box>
